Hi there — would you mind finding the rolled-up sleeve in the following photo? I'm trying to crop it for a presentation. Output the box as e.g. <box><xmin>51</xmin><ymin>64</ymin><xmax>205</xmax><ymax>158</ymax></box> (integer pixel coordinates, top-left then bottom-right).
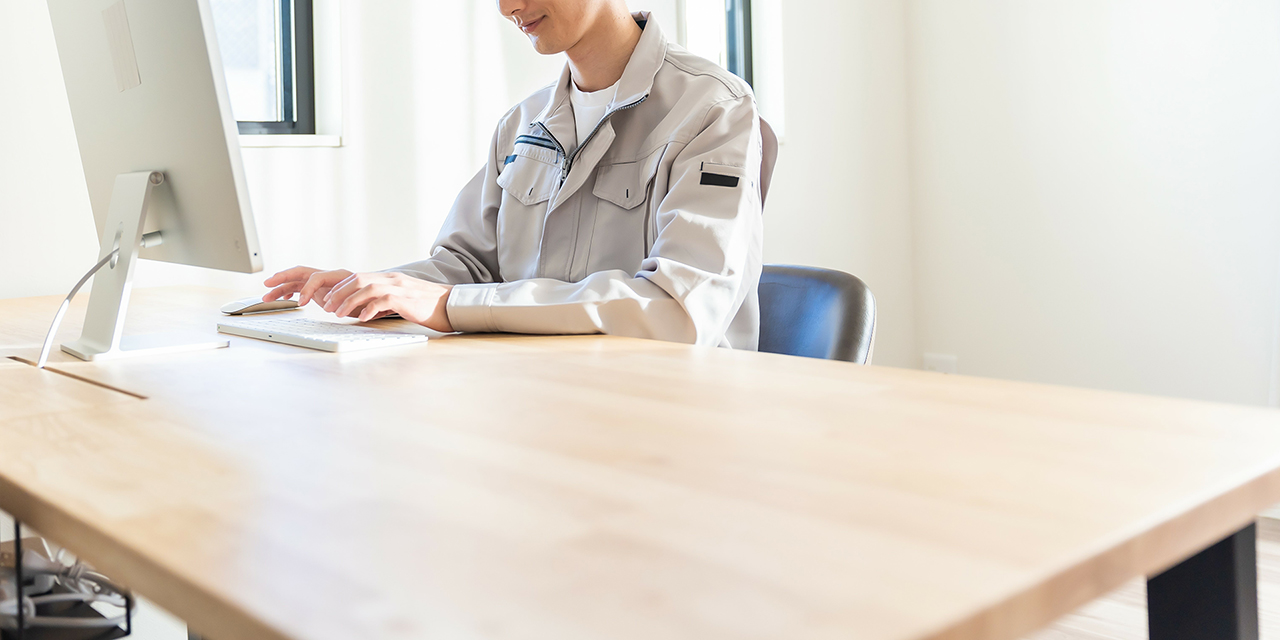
<box><xmin>446</xmin><ymin>95</ymin><xmax>764</xmax><ymax>348</ymax></box>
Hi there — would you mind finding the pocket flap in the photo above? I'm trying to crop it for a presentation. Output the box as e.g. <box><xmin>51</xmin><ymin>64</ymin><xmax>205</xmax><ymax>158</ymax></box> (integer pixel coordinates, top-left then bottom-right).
<box><xmin>497</xmin><ymin>153</ymin><xmax>558</xmax><ymax>206</ymax></box>
<box><xmin>593</xmin><ymin>151</ymin><xmax>662</xmax><ymax>210</ymax></box>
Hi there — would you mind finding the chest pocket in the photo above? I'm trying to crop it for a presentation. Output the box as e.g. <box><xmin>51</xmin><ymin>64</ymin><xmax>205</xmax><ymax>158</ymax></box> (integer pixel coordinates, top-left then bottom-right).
<box><xmin>592</xmin><ymin>157</ymin><xmax>655</xmax><ymax>210</ymax></box>
<box><xmin>494</xmin><ymin>142</ymin><xmax>562</xmax><ymax>280</ymax></box>
<box><xmin>497</xmin><ymin>144</ymin><xmax>560</xmax><ymax>206</ymax></box>
<box><xmin>587</xmin><ymin>149</ymin><xmax>665</xmax><ymax>274</ymax></box>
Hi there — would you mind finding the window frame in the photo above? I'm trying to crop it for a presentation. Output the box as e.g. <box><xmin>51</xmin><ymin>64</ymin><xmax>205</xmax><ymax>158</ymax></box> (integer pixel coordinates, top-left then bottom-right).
<box><xmin>236</xmin><ymin>0</ymin><xmax>316</xmax><ymax>135</ymax></box>
<box><xmin>725</xmin><ymin>0</ymin><xmax>753</xmax><ymax>86</ymax></box>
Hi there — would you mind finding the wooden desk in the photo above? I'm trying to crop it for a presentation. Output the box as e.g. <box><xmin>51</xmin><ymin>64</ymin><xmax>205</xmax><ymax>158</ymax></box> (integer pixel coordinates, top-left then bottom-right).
<box><xmin>2</xmin><ymin>286</ymin><xmax>1280</xmax><ymax>640</ymax></box>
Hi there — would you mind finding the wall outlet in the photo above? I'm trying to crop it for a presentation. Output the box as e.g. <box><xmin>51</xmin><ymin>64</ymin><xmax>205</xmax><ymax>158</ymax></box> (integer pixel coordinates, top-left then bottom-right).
<box><xmin>923</xmin><ymin>353</ymin><xmax>958</xmax><ymax>374</ymax></box>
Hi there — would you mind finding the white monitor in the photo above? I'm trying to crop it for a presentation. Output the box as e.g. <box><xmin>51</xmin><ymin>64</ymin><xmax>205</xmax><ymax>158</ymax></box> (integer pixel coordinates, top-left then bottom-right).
<box><xmin>46</xmin><ymin>0</ymin><xmax>262</xmax><ymax>360</ymax></box>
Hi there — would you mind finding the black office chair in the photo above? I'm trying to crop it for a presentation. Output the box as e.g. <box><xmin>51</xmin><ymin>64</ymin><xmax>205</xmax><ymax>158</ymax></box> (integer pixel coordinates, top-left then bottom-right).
<box><xmin>757</xmin><ymin>265</ymin><xmax>877</xmax><ymax>364</ymax></box>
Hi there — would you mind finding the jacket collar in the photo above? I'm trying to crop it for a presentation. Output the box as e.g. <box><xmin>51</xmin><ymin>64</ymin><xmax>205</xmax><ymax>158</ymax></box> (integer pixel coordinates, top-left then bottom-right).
<box><xmin>532</xmin><ymin>11</ymin><xmax>667</xmax><ymax>133</ymax></box>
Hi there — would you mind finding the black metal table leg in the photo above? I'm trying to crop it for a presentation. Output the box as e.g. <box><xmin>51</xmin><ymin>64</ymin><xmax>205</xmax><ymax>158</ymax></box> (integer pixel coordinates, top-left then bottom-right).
<box><xmin>14</xmin><ymin>520</ymin><xmax>23</xmax><ymax>640</ymax></box>
<box><xmin>1147</xmin><ymin>522</ymin><xmax>1258</xmax><ymax>640</ymax></box>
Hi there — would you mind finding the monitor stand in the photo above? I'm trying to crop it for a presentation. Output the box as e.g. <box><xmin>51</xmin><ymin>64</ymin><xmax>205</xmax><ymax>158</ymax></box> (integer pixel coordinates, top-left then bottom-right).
<box><xmin>60</xmin><ymin>171</ymin><xmax>229</xmax><ymax>361</ymax></box>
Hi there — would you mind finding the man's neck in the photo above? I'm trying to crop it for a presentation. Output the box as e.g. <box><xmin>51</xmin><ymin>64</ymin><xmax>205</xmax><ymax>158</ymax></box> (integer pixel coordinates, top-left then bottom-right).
<box><xmin>566</xmin><ymin>9</ymin><xmax>643</xmax><ymax>93</ymax></box>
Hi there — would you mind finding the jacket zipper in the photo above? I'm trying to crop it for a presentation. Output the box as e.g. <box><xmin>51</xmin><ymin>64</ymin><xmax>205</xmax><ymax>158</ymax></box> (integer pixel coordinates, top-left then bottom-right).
<box><xmin>532</xmin><ymin>122</ymin><xmax>570</xmax><ymax>183</ymax></box>
<box><xmin>535</xmin><ymin>95</ymin><xmax>648</xmax><ymax>186</ymax></box>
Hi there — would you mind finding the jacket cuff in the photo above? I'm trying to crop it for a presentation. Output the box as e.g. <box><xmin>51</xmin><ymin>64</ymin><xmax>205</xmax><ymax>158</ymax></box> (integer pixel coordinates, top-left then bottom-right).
<box><xmin>446</xmin><ymin>283</ymin><xmax>500</xmax><ymax>333</ymax></box>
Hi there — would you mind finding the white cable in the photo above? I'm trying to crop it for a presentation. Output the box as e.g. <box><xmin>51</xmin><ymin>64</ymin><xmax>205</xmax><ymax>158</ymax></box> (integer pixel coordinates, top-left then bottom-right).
<box><xmin>33</xmin><ymin>230</ymin><xmax>163</xmax><ymax>369</ymax></box>
<box><xmin>0</xmin><ymin>552</ymin><xmax>131</xmax><ymax>631</ymax></box>
<box><xmin>35</xmin><ymin>249</ymin><xmax>119</xmax><ymax>369</ymax></box>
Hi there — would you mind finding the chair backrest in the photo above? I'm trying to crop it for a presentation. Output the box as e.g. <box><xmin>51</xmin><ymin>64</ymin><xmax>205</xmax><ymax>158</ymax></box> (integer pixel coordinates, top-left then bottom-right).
<box><xmin>759</xmin><ymin>117</ymin><xmax>779</xmax><ymax>205</ymax></box>
<box><xmin>758</xmin><ymin>265</ymin><xmax>877</xmax><ymax>364</ymax></box>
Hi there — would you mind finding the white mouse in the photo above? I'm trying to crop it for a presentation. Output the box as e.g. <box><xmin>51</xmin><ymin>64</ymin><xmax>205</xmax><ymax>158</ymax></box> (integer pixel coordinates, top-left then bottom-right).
<box><xmin>220</xmin><ymin>296</ymin><xmax>301</xmax><ymax>315</ymax></box>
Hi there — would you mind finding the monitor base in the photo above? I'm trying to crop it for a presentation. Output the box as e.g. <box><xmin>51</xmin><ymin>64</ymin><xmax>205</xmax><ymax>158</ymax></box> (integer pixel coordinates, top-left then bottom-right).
<box><xmin>57</xmin><ymin>171</ymin><xmax>180</xmax><ymax>363</ymax></box>
<box><xmin>61</xmin><ymin>332</ymin><xmax>228</xmax><ymax>362</ymax></box>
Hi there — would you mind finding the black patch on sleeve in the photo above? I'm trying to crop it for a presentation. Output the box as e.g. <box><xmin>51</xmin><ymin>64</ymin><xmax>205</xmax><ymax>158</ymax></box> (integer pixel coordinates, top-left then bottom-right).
<box><xmin>700</xmin><ymin>172</ymin><xmax>740</xmax><ymax>188</ymax></box>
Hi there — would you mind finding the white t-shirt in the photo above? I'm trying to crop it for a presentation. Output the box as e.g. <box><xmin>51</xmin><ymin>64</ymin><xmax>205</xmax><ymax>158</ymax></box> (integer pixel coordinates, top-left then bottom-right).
<box><xmin>569</xmin><ymin>80</ymin><xmax>618</xmax><ymax>151</ymax></box>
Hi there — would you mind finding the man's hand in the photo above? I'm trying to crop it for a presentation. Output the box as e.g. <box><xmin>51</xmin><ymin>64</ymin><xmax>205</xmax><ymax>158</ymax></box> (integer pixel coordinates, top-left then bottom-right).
<box><xmin>323</xmin><ymin>272</ymin><xmax>454</xmax><ymax>332</ymax></box>
<box><xmin>262</xmin><ymin>266</ymin><xmax>354</xmax><ymax>307</ymax></box>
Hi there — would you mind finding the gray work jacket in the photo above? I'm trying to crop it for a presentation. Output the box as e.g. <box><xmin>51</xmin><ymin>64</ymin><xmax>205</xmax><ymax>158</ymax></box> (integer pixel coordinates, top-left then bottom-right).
<box><xmin>390</xmin><ymin>12</ymin><xmax>764</xmax><ymax>349</ymax></box>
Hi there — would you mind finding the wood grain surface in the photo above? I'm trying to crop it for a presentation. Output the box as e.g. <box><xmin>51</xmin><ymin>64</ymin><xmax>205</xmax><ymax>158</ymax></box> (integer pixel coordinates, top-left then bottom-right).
<box><xmin>1025</xmin><ymin>518</ymin><xmax>1280</xmax><ymax>640</ymax></box>
<box><xmin>3</xmin><ymin>287</ymin><xmax>1280</xmax><ymax>640</ymax></box>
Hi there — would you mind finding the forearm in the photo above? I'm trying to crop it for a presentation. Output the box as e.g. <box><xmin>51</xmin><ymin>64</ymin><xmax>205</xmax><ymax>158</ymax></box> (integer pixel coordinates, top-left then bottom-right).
<box><xmin>445</xmin><ymin>269</ymin><xmax>699</xmax><ymax>343</ymax></box>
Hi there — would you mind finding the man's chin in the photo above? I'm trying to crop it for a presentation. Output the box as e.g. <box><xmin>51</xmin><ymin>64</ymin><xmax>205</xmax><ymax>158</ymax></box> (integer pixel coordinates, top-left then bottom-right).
<box><xmin>528</xmin><ymin>36</ymin><xmax>567</xmax><ymax>56</ymax></box>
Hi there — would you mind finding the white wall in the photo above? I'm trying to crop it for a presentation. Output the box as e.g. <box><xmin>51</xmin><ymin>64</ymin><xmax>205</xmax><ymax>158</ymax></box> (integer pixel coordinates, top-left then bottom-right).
<box><xmin>0</xmin><ymin>0</ymin><xmax>99</xmax><ymax>300</ymax></box>
<box><xmin>906</xmin><ymin>0</ymin><xmax>1280</xmax><ymax>405</ymax></box>
<box><xmin>763</xmin><ymin>0</ymin><xmax>918</xmax><ymax>367</ymax></box>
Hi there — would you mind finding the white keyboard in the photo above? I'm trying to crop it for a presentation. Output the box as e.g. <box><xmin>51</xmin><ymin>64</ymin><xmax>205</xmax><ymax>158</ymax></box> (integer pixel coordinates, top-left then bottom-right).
<box><xmin>217</xmin><ymin>316</ymin><xmax>429</xmax><ymax>353</ymax></box>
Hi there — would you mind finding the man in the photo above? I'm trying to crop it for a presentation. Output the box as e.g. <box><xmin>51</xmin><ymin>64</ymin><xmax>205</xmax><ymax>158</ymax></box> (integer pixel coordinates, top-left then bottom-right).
<box><xmin>262</xmin><ymin>0</ymin><xmax>764</xmax><ymax>348</ymax></box>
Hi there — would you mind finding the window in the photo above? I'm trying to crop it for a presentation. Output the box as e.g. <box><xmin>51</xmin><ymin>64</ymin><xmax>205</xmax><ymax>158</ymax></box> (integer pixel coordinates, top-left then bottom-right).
<box><xmin>210</xmin><ymin>0</ymin><xmax>315</xmax><ymax>135</ymax></box>
<box><xmin>725</xmin><ymin>0</ymin><xmax>752</xmax><ymax>85</ymax></box>
<box><xmin>681</xmin><ymin>0</ymin><xmax>783</xmax><ymax>137</ymax></box>
<box><xmin>682</xmin><ymin>0</ymin><xmax>752</xmax><ymax>85</ymax></box>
